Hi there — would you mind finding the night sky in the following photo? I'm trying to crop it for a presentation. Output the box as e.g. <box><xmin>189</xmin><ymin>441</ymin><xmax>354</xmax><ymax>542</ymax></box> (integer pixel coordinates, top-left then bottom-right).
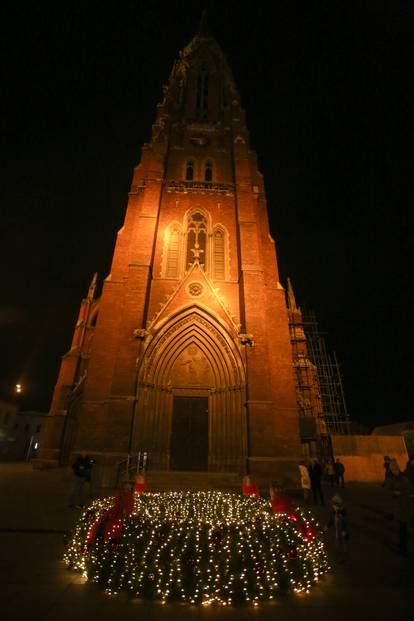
<box><xmin>1</xmin><ymin>1</ymin><xmax>413</xmax><ymax>430</ymax></box>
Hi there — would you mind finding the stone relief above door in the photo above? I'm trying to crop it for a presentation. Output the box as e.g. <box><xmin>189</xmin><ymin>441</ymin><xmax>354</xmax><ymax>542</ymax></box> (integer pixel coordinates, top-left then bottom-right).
<box><xmin>169</xmin><ymin>343</ymin><xmax>214</xmax><ymax>386</ymax></box>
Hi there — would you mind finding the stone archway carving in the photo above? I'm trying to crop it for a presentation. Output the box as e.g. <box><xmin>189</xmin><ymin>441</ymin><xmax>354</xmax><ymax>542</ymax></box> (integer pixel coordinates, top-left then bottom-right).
<box><xmin>132</xmin><ymin>306</ymin><xmax>246</xmax><ymax>471</ymax></box>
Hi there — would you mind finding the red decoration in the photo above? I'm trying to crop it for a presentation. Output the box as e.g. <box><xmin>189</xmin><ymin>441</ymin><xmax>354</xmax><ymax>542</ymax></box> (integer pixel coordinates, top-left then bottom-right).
<box><xmin>135</xmin><ymin>481</ymin><xmax>147</xmax><ymax>494</ymax></box>
<box><xmin>84</xmin><ymin>509</ymin><xmax>96</xmax><ymax>520</ymax></box>
<box><xmin>108</xmin><ymin>539</ymin><xmax>119</xmax><ymax>552</ymax></box>
<box><xmin>271</xmin><ymin>494</ymin><xmax>317</xmax><ymax>542</ymax></box>
<box><xmin>242</xmin><ymin>483</ymin><xmax>260</xmax><ymax>497</ymax></box>
<box><xmin>290</xmin><ymin>513</ymin><xmax>317</xmax><ymax>541</ymax></box>
<box><xmin>271</xmin><ymin>492</ymin><xmax>294</xmax><ymax>514</ymax></box>
<box><xmin>287</xmin><ymin>547</ymin><xmax>298</xmax><ymax>559</ymax></box>
<box><xmin>254</xmin><ymin>561</ymin><xmax>265</xmax><ymax>574</ymax></box>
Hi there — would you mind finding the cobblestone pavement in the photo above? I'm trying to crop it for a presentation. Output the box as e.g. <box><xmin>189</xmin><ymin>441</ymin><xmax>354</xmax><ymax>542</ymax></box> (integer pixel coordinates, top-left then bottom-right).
<box><xmin>0</xmin><ymin>463</ymin><xmax>412</xmax><ymax>620</ymax></box>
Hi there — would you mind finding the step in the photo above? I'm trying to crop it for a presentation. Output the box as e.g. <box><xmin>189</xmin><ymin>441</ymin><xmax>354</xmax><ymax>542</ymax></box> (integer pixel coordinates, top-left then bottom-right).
<box><xmin>145</xmin><ymin>470</ymin><xmax>242</xmax><ymax>492</ymax></box>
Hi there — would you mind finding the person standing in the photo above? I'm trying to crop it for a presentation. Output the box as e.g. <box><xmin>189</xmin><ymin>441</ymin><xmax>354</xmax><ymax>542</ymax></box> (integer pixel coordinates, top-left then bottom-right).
<box><xmin>382</xmin><ymin>455</ymin><xmax>392</xmax><ymax>488</ymax></box>
<box><xmin>325</xmin><ymin>460</ymin><xmax>336</xmax><ymax>488</ymax></box>
<box><xmin>326</xmin><ymin>494</ymin><xmax>350</xmax><ymax>563</ymax></box>
<box><xmin>298</xmin><ymin>461</ymin><xmax>311</xmax><ymax>504</ymax></box>
<box><xmin>309</xmin><ymin>458</ymin><xmax>324</xmax><ymax>505</ymax></box>
<box><xmin>404</xmin><ymin>455</ymin><xmax>414</xmax><ymax>497</ymax></box>
<box><xmin>389</xmin><ymin>460</ymin><xmax>411</xmax><ymax>557</ymax></box>
<box><xmin>334</xmin><ymin>458</ymin><xmax>345</xmax><ymax>488</ymax></box>
<box><xmin>69</xmin><ymin>452</ymin><xmax>94</xmax><ymax>509</ymax></box>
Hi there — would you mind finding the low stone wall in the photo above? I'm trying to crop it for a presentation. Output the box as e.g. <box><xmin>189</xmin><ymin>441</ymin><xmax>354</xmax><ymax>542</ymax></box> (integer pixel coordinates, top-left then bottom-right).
<box><xmin>331</xmin><ymin>434</ymin><xmax>408</xmax><ymax>482</ymax></box>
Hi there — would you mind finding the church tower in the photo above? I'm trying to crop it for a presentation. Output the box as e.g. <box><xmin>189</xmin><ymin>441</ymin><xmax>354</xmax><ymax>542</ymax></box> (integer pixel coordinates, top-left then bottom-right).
<box><xmin>40</xmin><ymin>24</ymin><xmax>302</xmax><ymax>484</ymax></box>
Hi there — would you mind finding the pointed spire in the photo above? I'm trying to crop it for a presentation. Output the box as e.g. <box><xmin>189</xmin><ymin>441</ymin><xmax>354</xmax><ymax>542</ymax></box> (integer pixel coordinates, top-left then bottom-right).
<box><xmin>287</xmin><ymin>277</ymin><xmax>298</xmax><ymax>311</ymax></box>
<box><xmin>87</xmin><ymin>272</ymin><xmax>98</xmax><ymax>301</ymax></box>
<box><xmin>197</xmin><ymin>9</ymin><xmax>210</xmax><ymax>38</ymax></box>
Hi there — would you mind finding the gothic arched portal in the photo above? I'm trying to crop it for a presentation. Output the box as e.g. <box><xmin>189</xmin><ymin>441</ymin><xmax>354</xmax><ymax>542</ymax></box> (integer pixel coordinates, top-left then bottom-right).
<box><xmin>132</xmin><ymin>307</ymin><xmax>247</xmax><ymax>472</ymax></box>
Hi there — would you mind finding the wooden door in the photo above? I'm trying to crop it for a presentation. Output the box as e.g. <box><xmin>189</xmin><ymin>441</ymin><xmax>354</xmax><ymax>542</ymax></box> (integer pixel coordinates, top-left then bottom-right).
<box><xmin>170</xmin><ymin>397</ymin><xmax>208</xmax><ymax>471</ymax></box>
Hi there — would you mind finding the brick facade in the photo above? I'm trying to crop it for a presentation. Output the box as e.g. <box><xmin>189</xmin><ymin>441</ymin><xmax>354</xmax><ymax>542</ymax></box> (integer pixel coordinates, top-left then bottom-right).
<box><xmin>39</xmin><ymin>29</ymin><xmax>302</xmax><ymax>485</ymax></box>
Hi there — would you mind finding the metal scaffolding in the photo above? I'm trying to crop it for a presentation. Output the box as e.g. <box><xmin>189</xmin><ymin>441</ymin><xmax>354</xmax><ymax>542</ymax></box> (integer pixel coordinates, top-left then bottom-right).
<box><xmin>301</xmin><ymin>309</ymin><xmax>351</xmax><ymax>435</ymax></box>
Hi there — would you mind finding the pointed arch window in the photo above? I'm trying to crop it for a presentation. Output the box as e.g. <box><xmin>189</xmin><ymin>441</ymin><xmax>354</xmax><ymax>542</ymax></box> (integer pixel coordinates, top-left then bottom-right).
<box><xmin>204</xmin><ymin>160</ymin><xmax>213</xmax><ymax>182</ymax></box>
<box><xmin>213</xmin><ymin>227</ymin><xmax>226</xmax><ymax>280</ymax></box>
<box><xmin>186</xmin><ymin>211</ymin><xmax>208</xmax><ymax>270</ymax></box>
<box><xmin>166</xmin><ymin>226</ymin><xmax>181</xmax><ymax>278</ymax></box>
<box><xmin>185</xmin><ymin>160</ymin><xmax>194</xmax><ymax>181</ymax></box>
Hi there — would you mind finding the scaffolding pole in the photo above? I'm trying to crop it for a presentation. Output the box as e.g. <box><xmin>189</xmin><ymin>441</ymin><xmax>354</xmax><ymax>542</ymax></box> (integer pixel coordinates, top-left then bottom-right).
<box><xmin>302</xmin><ymin>309</ymin><xmax>351</xmax><ymax>435</ymax></box>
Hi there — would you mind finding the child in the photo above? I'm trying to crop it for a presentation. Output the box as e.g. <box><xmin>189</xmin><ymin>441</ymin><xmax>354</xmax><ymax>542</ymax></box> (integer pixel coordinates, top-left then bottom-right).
<box><xmin>327</xmin><ymin>494</ymin><xmax>350</xmax><ymax>563</ymax></box>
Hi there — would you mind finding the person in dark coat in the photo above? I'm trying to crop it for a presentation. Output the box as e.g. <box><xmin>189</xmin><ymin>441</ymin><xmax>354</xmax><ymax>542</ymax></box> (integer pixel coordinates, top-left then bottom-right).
<box><xmin>69</xmin><ymin>452</ymin><xmax>94</xmax><ymax>509</ymax></box>
<box><xmin>334</xmin><ymin>458</ymin><xmax>345</xmax><ymax>487</ymax></box>
<box><xmin>308</xmin><ymin>458</ymin><xmax>325</xmax><ymax>505</ymax></box>
<box><xmin>404</xmin><ymin>455</ymin><xmax>414</xmax><ymax>496</ymax></box>
<box><xmin>325</xmin><ymin>460</ymin><xmax>336</xmax><ymax>487</ymax></box>
<box><xmin>382</xmin><ymin>455</ymin><xmax>392</xmax><ymax>488</ymax></box>
<box><xmin>389</xmin><ymin>460</ymin><xmax>412</xmax><ymax>556</ymax></box>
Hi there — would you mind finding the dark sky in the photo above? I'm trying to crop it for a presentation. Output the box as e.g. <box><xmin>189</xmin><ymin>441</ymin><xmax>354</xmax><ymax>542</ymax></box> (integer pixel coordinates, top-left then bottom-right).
<box><xmin>1</xmin><ymin>1</ymin><xmax>413</xmax><ymax>429</ymax></box>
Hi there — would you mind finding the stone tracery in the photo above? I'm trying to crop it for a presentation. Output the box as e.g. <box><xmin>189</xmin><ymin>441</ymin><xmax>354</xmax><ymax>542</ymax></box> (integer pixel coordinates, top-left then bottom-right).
<box><xmin>133</xmin><ymin>308</ymin><xmax>246</xmax><ymax>471</ymax></box>
<box><xmin>163</xmin><ymin>208</ymin><xmax>229</xmax><ymax>280</ymax></box>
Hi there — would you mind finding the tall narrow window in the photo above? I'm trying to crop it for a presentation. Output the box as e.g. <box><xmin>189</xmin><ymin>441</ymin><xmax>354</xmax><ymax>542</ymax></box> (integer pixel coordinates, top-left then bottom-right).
<box><xmin>186</xmin><ymin>211</ymin><xmax>208</xmax><ymax>269</ymax></box>
<box><xmin>204</xmin><ymin>160</ymin><xmax>213</xmax><ymax>182</ymax></box>
<box><xmin>213</xmin><ymin>228</ymin><xmax>225</xmax><ymax>279</ymax></box>
<box><xmin>166</xmin><ymin>228</ymin><xmax>180</xmax><ymax>278</ymax></box>
<box><xmin>196</xmin><ymin>70</ymin><xmax>208</xmax><ymax>119</ymax></box>
<box><xmin>185</xmin><ymin>160</ymin><xmax>194</xmax><ymax>181</ymax></box>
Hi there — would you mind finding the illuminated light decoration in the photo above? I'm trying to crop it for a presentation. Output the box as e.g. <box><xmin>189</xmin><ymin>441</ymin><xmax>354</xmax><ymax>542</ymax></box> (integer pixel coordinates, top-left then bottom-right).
<box><xmin>64</xmin><ymin>491</ymin><xmax>329</xmax><ymax>606</ymax></box>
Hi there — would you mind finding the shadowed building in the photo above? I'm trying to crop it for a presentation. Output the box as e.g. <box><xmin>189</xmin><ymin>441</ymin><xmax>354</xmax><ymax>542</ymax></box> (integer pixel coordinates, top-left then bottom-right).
<box><xmin>39</xmin><ymin>23</ymin><xmax>302</xmax><ymax>484</ymax></box>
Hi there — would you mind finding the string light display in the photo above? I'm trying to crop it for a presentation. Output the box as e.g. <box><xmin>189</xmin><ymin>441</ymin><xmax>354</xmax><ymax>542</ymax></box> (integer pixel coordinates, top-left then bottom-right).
<box><xmin>64</xmin><ymin>491</ymin><xmax>329</xmax><ymax>605</ymax></box>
